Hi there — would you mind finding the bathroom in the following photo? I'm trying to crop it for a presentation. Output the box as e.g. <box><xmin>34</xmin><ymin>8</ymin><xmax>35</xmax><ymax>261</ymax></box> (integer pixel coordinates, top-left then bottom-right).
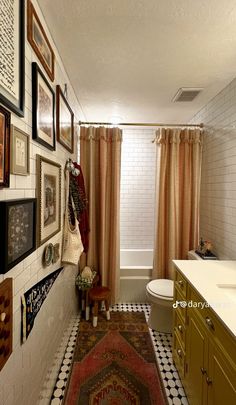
<box><xmin>0</xmin><ymin>1</ymin><xmax>236</xmax><ymax>405</ymax></box>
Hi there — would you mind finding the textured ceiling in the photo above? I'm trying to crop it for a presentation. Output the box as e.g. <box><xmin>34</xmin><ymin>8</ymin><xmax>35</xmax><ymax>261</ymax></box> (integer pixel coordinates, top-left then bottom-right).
<box><xmin>38</xmin><ymin>0</ymin><xmax>236</xmax><ymax>123</ymax></box>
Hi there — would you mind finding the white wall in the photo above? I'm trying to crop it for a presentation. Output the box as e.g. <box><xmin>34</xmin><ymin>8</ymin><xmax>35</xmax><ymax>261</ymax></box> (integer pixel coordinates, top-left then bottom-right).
<box><xmin>0</xmin><ymin>1</ymin><xmax>84</xmax><ymax>404</ymax></box>
<box><xmin>191</xmin><ymin>79</ymin><xmax>236</xmax><ymax>259</ymax></box>
<box><xmin>120</xmin><ymin>128</ymin><xmax>156</xmax><ymax>249</ymax></box>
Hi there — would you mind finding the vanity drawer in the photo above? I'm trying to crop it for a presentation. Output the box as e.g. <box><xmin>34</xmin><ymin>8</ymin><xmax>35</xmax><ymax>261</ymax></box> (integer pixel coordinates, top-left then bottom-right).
<box><xmin>175</xmin><ymin>271</ymin><xmax>187</xmax><ymax>298</ymax></box>
<box><xmin>173</xmin><ymin>330</ymin><xmax>185</xmax><ymax>380</ymax></box>
<box><xmin>174</xmin><ymin>288</ymin><xmax>187</xmax><ymax>322</ymax></box>
<box><xmin>173</xmin><ymin>308</ymin><xmax>186</xmax><ymax>349</ymax></box>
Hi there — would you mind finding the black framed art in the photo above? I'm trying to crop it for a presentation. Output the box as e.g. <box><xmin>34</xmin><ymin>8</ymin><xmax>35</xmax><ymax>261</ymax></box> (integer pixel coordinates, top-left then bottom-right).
<box><xmin>0</xmin><ymin>105</ymin><xmax>11</xmax><ymax>188</ymax></box>
<box><xmin>0</xmin><ymin>0</ymin><xmax>25</xmax><ymax>117</ymax></box>
<box><xmin>32</xmin><ymin>62</ymin><xmax>55</xmax><ymax>150</ymax></box>
<box><xmin>56</xmin><ymin>85</ymin><xmax>74</xmax><ymax>153</ymax></box>
<box><xmin>0</xmin><ymin>199</ymin><xmax>37</xmax><ymax>273</ymax></box>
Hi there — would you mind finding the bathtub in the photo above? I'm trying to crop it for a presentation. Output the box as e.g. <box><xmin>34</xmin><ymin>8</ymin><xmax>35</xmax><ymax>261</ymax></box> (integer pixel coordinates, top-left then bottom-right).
<box><xmin>119</xmin><ymin>249</ymin><xmax>153</xmax><ymax>302</ymax></box>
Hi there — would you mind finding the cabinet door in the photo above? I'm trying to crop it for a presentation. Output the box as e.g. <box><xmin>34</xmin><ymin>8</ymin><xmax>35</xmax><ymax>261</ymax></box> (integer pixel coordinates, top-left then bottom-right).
<box><xmin>185</xmin><ymin>310</ymin><xmax>208</xmax><ymax>405</ymax></box>
<box><xmin>207</xmin><ymin>341</ymin><xmax>236</xmax><ymax>405</ymax></box>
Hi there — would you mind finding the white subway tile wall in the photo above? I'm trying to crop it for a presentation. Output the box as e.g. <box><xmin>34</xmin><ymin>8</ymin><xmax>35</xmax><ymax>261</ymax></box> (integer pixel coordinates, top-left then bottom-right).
<box><xmin>120</xmin><ymin>128</ymin><xmax>157</xmax><ymax>249</ymax></box>
<box><xmin>0</xmin><ymin>1</ymin><xmax>84</xmax><ymax>404</ymax></box>
<box><xmin>190</xmin><ymin>78</ymin><xmax>236</xmax><ymax>259</ymax></box>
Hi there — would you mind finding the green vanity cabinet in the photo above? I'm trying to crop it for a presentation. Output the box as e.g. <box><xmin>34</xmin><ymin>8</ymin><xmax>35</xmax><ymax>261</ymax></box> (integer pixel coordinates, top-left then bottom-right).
<box><xmin>173</xmin><ymin>267</ymin><xmax>236</xmax><ymax>405</ymax></box>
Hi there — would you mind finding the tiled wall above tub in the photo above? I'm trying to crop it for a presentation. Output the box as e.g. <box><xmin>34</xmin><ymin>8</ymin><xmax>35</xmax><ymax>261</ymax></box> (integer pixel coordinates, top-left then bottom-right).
<box><xmin>190</xmin><ymin>78</ymin><xmax>236</xmax><ymax>259</ymax></box>
<box><xmin>0</xmin><ymin>1</ymin><xmax>84</xmax><ymax>404</ymax></box>
<box><xmin>120</xmin><ymin>128</ymin><xmax>157</xmax><ymax>249</ymax></box>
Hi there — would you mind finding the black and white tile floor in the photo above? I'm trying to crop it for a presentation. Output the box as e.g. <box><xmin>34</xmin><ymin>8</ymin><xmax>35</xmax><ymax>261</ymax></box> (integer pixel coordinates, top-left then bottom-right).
<box><xmin>49</xmin><ymin>303</ymin><xmax>189</xmax><ymax>405</ymax></box>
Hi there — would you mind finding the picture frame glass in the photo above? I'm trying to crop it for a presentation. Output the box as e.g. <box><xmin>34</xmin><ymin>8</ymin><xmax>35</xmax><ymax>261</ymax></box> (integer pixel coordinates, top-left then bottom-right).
<box><xmin>32</xmin><ymin>14</ymin><xmax>52</xmax><ymax>72</ymax></box>
<box><xmin>8</xmin><ymin>201</ymin><xmax>35</xmax><ymax>265</ymax></box>
<box><xmin>11</xmin><ymin>126</ymin><xmax>29</xmax><ymax>175</ymax></box>
<box><xmin>60</xmin><ymin>96</ymin><xmax>73</xmax><ymax>150</ymax></box>
<box><xmin>0</xmin><ymin>0</ymin><xmax>24</xmax><ymax>116</ymax></box>
<box><xmin>0</xmin><ymin>112</ymin><xmax>6</xmax><ymax>183</ymax></box>
<box><xmin>37</xmin><ymin>74</ymin><xmax>54</xmax><ymax>147</ymax></box>
<box><xmin>37</xmin><ymin>156</ymin><xmax>61</xmax><ymax>245</ymax></box>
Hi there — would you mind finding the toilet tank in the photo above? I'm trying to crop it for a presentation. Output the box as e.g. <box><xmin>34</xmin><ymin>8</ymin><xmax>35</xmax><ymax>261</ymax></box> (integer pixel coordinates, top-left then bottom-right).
<box><xmin>188</xmin><ymin>250</ymin><xmax>203</xmax><ymax>260</ymax></box>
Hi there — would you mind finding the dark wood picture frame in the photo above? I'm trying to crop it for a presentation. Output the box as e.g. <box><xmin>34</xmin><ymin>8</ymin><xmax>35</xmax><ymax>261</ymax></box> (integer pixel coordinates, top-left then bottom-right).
<box><xmin>0</xmin><ymin>105</ymin><xmax>10</xmax><ymax>188</ymax></box>
<box><xmin>27</xmin><ymin>0</ymin><xmax>55</xmax><ymax>81</ymax></box>
<box><xmin>0</xmin><ymin>199</ymin><xmax>37</xmax><ymax>273</ymax></box>
<box><xmin>56</xmin><ymin>85</ymin><xmax>74</xmax><ymax>153</ymax></box>
<box><xmin>36</xmin><ymin>155</ymin><xmax>61</xmax><ymax>246</ymax></box>
<box><xmin>0</xmin><ymin>0</ymin><xmax>25</xmax><ymax>117</ymax></box>
<box><xmin>32</xmin><ymin>62</ymin><xmax>55</xmax><ymax>150</ymax></box>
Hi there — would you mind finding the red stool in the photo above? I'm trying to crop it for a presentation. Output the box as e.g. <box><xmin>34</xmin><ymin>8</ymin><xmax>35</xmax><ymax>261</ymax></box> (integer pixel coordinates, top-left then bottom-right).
<box><xmin>88</xmin><ymin>286</ymin><xmax>111</xmax><ymax>327</ymax></box>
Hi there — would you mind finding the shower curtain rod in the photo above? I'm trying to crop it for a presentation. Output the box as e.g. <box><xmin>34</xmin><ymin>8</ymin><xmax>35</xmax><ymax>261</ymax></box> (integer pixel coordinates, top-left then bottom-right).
<box><xmin>78</xmin><ymin>120</ymin><xmax>203</xmax><ymax>128</ymax></box>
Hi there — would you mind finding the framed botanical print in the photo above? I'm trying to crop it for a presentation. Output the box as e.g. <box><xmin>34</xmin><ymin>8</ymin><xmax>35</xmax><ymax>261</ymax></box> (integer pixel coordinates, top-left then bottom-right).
<box><xmin>36</xmin><ymin>155</ymin><xmax>61</xmax><ymax>246</ymax></box>
<box><xmin>0</xmin><ymin>105</ymin><xmax>10</xmax><ymax>188</ymax></box>
<box><xmin>32</xmin><ymin>62</ymin><xmax>55</xmax><ymax>150</ymax></box>
<box><xmin>56</xmin><ymin>85</ymin><xmax>74</xmax><ymax>153</ymax></box>
<box><xmin>0</xmin><ymin>0</ymin><xmax>25</xmax><ymax>117</ymax></box>
<box><xmin>27</xmin><ymin>0</ymin><xmax>54</xmax><ymax>81</ymax></box>
<box><xmin>0</xmin><ymin>199</ymin><xmax>37</xmax><ymax>273</ymax></box>
<box><xmin>10</xmin><ymin>126</ymin><xmax>29</xmax><ymax>175</ymax></box>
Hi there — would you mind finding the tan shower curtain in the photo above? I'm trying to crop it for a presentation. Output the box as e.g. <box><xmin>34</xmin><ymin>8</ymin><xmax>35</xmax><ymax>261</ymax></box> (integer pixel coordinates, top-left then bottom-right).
<box><xmin>153</xmin><ymin>128</ymin><xmax>203</xmax><ymax>280</ymax></box>
<box><xmin>80</xmin><ymin>126</ymin><xmax>122</xmax><ymax>303</ymax></box>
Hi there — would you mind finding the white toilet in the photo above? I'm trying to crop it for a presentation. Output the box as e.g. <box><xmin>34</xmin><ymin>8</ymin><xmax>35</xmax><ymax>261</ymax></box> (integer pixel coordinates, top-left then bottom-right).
<box><xmin>146</xmin><ymin>279</ymin><xmax>174</xmax><ymax>333</ymax></box>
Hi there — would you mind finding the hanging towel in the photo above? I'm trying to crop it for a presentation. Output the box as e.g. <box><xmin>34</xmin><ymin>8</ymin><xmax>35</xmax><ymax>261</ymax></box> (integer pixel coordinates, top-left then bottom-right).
<box><xmin>69</xmin><ymin>162</ymin><xmax>90</xmax><ymax>253</ymax></box>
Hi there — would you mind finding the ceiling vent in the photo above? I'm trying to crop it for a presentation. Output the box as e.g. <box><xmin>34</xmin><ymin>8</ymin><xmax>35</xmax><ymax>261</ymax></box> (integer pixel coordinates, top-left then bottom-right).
<box><xmin>172</xmin><ymin>87</ymin><xmax>203</xmax><ymax>102</ymax></box>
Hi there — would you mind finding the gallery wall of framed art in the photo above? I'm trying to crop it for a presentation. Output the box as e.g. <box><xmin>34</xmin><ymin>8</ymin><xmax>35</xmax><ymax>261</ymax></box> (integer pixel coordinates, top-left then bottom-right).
<box><xmin>0</xmin><ymin>1</ymin><xmax>82</xmax><ymax>402</ymax></box>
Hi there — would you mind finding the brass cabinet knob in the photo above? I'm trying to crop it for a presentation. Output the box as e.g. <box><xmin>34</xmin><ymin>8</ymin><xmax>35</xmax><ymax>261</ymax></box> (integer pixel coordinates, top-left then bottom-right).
<box><xmin>206</xmin><ymin>376</ymin><xmax>212</xmax><ymax>385</ymax></box>
<box><xmin>178</xmin><ymin>324</ymin><xmax>183</xmax><ymax>332</ymax></box>
<box><xmin>178</xmin><ymin>280</ymin><xmax>183</xmax><ymax>287</ymax></box>
<box><xmin>205</xmin><ymin>317</ymin><xmax>215</xmax><ymax>330</ymax></box>
<box><xmin>177</xmin><ymin>349</ymin><xmax>182</xmax><ymax>358</ymax></box>
<box><xmin>200</xmin><ymin>367</ymin><xmax>206</xmax><ymax>374</ymax></box>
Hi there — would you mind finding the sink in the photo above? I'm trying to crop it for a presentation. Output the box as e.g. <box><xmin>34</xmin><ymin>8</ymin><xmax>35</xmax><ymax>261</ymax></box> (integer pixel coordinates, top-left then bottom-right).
<box><xmin>217</xmin><ymin>284</ymin><xmax>236</xmax><ymax>302</ymax></box>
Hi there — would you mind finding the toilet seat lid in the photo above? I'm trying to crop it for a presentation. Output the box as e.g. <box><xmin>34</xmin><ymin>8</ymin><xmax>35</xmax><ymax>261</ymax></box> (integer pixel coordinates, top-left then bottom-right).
<box><xmin>147</xmin><ymin>279</ymin><xmax>174</xmax><ymax>298</ymax></box>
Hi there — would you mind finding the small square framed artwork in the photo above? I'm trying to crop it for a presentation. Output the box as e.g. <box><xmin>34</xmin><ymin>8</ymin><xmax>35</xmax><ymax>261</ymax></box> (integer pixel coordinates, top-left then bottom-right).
<box><xmin>56</xmin><ymin>85</ymin><xmax>74</xmax><ymax>153</ymax></box>
<box><xmin>36</xmin><ymin>155</ymin><xmax>61</xmax><ymax>246</ymax></box>
<box><xmin>0</xmin><ymin>199</ymin><xmax>37</xmax><ymax>273</ymax></box>
<box><xmin>32</xmin><ymin>62</ymin><xmax>55</xmax><ymax>150</ymax></box>
<box><xmin>0</xmin><ymin>105</ymin><xmax>10</xmax><ymax>188</ymax></box>
<box><xmin>10</xmin><ymin>126</ymin><xmax>30</xmax><ymax>175</ymax></box>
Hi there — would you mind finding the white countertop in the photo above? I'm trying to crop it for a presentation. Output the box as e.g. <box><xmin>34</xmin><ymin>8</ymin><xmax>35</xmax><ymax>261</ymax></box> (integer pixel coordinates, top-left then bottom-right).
<box><xmin>173</xmin><ymin>260</ymin><xmax>236</xmax><ymax>338</ymax></box>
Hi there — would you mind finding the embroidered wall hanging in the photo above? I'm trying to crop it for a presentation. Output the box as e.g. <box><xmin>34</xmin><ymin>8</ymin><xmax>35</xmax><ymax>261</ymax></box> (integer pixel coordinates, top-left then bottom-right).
<box><xmin>21</xmin><ymin>267</ymin><xmax>63</xmax><ymax>342</ymax></box>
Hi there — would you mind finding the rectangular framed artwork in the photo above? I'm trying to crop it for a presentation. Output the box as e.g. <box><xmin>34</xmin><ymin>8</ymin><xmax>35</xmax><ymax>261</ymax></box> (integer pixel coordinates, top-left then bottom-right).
<box><xmin>56</xmin><ymin>85</ymin><xmax>74</xmax><ymax>153</ymax></box>
<box><xmin>0</xmin><ymin>0</ymin><xmax>25</xmax><ymax>116</ymax></box>
<box><xmin>36</xmin><ymin>155</ymin><xmax>61</xmax><ymax>246</ymax></box>
<box><xmin>10</xmin><ymin>126</ymin><xmax>29</xmax><ymax>175</ymax></box>
<box><xmin>0</xmin><ymin>105</ymin><xmax>10</xmax><ymax>188</ymax></box>
<box><xmin>0</xmin><ymin>199</ymin><xmax>37</xmax><ymax>273</ymax></box>
<box><xmin>32</xmin><ymin>62</ymin><xmax>55</xmax><ymax>150</ymax></box>
<box><xmin>27</xmin><ymin>0</ymin><xmax>55</xmax><ymax>81</ymax></box>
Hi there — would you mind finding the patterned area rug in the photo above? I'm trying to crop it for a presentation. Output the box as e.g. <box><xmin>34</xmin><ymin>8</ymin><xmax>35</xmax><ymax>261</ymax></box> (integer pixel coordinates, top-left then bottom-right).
<box><xmin>64</xmin><ymin>311</ymin><xmax>167</xmax><ymax>404</ymax></box>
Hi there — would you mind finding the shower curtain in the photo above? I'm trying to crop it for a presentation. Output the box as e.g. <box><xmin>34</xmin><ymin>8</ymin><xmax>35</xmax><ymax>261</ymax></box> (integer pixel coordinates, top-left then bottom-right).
<box><xmin>80</xmin><ymin>126</ymin><xmax>122</xmax><ymax>303</ymax></box>
<box><xmin>153</xmin><ymin>128</ymin><xmax>203</xmax><ymax>280</ymax></box>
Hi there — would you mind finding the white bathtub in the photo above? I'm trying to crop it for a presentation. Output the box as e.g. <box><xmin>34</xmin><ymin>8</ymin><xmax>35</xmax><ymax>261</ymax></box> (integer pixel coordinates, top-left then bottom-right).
<box><xmin>119</xmin><ymin>249</ymin><xmax>153</xmax><ymax>302</ymax></box>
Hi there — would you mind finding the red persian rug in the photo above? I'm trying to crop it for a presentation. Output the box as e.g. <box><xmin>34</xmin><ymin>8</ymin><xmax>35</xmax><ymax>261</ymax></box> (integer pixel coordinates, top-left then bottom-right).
<box><xmin>64</xmin><ymin>311</ymin><xmax>167</xmax><ymax>405</ymax></box>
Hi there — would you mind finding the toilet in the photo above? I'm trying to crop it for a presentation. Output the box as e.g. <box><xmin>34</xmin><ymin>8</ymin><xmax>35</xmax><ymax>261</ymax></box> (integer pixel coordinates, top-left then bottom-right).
<box><xmin>146</xmin><ymin>279</ymin><xmax>174</xmax><ymax>333</ymax></box>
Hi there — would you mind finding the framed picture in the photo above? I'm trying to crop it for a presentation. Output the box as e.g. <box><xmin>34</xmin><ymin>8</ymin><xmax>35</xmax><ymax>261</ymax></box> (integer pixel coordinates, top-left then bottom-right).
<box><xmin>0</xmin><ymin>199</ymin><xmax>37</xmax><ymax>273</ymax></box>
<box><xmin>27</xmin><ymin>0</ymin><xmax>54</xmax><ymax>81</ymax></box>
<box><xmin>56</xmin><ymin>85</ymin><xmax>74</xmax><ymax>153</ymax></box>
<box><xmin>0</xmin><ymin>0</ymin><xmax>25</xmax><ymax>117</ymax></box>
<box><xmin>10</xmin><ymin>126</ymin><xmax>29</xmax><ymax>176</ymax></box>
<box><xmin>0</xmin><ymin>105</ymin><xmax>10</xmax><ymax>188</ymax></box>
<box><xmin>32</xmin><ymin>62</ymin><xmax>55</xmax><ymax>150</ymax></box>
<box><xmin>36</xmin><ymin>155</ymin><xmax>61</xmax><ymax>246</ymax></box>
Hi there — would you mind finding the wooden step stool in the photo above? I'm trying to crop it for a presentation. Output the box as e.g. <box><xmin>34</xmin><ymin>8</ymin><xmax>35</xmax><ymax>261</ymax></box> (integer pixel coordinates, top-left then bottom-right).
<box><xmin>88</xmin><ymin>286</ymin><xmax>111</xmax><ymax>327</ymax></box>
